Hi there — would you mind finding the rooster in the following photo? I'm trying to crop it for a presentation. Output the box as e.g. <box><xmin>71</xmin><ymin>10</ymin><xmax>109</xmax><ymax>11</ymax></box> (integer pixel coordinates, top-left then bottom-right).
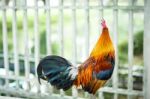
<box><xmin>37</xmin><ymin>19</ymin><xmax>115</xmax><ymax>94</ymax></box>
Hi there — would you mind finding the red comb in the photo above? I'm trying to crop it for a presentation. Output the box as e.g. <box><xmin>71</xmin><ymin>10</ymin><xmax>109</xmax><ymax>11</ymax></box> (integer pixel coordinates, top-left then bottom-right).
<box><xmin>101</xmin><ymin>18</ymin><xmax>107</xmax><ymax>28</ymax></box>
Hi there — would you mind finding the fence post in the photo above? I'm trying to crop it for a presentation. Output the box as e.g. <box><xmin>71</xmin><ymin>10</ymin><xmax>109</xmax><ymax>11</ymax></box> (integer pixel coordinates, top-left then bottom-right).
<box><xmin>144</xmin><ymin>0</ymin><xmax>150</xmax><ymax>99</ymax></box>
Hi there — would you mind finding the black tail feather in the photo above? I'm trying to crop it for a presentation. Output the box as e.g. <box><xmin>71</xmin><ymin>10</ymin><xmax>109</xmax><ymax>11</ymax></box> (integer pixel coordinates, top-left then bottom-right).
<box><xmin>37</xmin><ymin>55</ymin><xmax>76</xmax><ymax>90</ymax></box>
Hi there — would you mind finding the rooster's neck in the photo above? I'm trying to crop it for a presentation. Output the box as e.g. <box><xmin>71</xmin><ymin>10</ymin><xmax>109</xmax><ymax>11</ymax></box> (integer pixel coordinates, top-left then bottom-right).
<box><xmin>90</xmin><ymin>27</ymin><xmax>115</xmax><ymax>58</ymax></box>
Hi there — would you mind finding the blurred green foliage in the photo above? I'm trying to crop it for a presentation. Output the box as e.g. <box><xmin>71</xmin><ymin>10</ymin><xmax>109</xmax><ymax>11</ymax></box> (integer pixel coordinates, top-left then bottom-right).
<box><xmin>37</xmin><ymin>30</ymin><xmax>59</xmax><ymax>55</ymax></box>
<box><xmin>134</xmin><ymin>31</ymin><xmax>143</xmax><ymax>56</ymax></box>
<box><xmin>118</xmin><ymin>31</ymin><xmax>143</xmax><ymax>64</ymax></box>
<box><xmin>0</xmin><ymin>19</ymin><xmax>13</xmax><ymax>53</ymax></box>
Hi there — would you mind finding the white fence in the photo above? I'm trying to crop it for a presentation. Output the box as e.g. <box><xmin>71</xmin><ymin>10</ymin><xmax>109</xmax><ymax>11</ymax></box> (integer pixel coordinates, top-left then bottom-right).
<box><xmin>0</xmin><ymin>0</ymin><xmax>145</xmax><ymax>99</ymax></box>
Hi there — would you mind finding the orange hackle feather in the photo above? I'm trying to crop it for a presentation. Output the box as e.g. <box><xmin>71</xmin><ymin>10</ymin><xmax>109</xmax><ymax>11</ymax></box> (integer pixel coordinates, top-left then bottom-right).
<box><xmin>74</xmin><ymin>65</ymin><xmax>93</xmax><ymax>87</ymax></box>
<box><xmin>74</xmin><ymin>19</ymin><xmax>115</xmax><ymax>94</ymax></box>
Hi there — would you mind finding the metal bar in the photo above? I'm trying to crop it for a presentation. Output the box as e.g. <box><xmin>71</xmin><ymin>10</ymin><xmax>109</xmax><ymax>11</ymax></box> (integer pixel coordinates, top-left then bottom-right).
<box><xmin>144</xmin><ymin>0</ymin><xmax>150</xmax><ymax>98</ymax></box>
<box><xmin>45</xmin><ymin>0</ymin><xmax>51</xmax><ymax>55</ymax></box>
<box><xmin>98</xmin><ymin>1</ymin><xmax>104</xmax><ymax>98</ymax></box>
<box><xmin>0</xmin><ymin>86</ymin><xmax>85</xmax><ymax>99</ymax></box>
<box><xmin>85</xmin><ymin>0</ymin><xmax>90</xmax><ymax>57</ymax></box>
<box><xmin>0</xmin><ymin>75</ymin><xmax>29</xmax><ymax>81</ymax></box>
<box><xmin>98</xmin><ymin>0</ymin><xmax>104</xmax><ymax>36</ymax></box>
<box><xmin>98</xmin><ymin>91</ymin><xmax>104</xmax><ymax>99</ymax></box>
<box><xmin>84</xmin><ymin>0</ymin><xmax>90</xmax><ymax>98</ymax></box>
<box><xmin>45</xmin><ymin>0</ymin><xmax>53</xmax><ymax>94</ymax></box>
<box><xmin>72</xmin><ymin>0</ymin><xmax>78</xmax><ymax>98</ymax></box>
<box><xmin>59</xmin><ymin>0</ymin><xmax>65</xmax><ymax>96</ymax></box>
<box><xmin>12</xmin><ymin>0</ymin><xmax>19</xmax><ymax>88</ymax></box>
<box><xmin>0</xmin><ymin>53</ymin><xmax>35</xmax><ymax>62</ymax></box>
<box><xmin>113</xmin><ymin>0</ymin><xmax>118</xmax><ymax>99</ymax></box>
<box><xmin>2</xmin><ymin>0</ymin><xmax>9</xmax><ymax>87</ymax></box>
<box><xmin>23</xmin><ymin>0</ymin><xmax>30</xmax><ymax>91</ymax></box>
<box><xmin>100</xmin><ymin>87</ymin><xmax>143</xmax><ymax>96</ymax></box>
<box><xmin>72</xmin><ymin>0</ymin><xmax>77</xmax><ymax>66</ymax></box>
<box><xmin>127</xmin><ymin>0</ymin><xmax>134</xmax><ymax>99</ymax></box>
<box><xmin>59</xmin><ymin>0</ymin><xmax>64</xmax><ymax>57</ymax></box>
<box><xmin>0</xmin><ymin>5</ymin><xmax>144</xmax><ymax>11</ymax></box>
<box><xmin>0</xmin><ymin>85</ymin><xmax>143</xmax><ymax>98</ymax></box>
<box><xmin>34</xmin><ymin>0</ymin><xmax>40</xmax><ymax>93</ymax></box>
<box><xmin>99</xmin><ymin>0</ymin><xmax>104</xmax><ymax>17</ymax></box>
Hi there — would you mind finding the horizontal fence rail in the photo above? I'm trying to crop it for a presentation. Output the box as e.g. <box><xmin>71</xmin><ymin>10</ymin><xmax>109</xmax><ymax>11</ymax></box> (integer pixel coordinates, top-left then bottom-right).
<box><xmin>0</xmin><ymin>5</ymin><xmax>144</xmax><ymax>11</ymax></box>
<box><xmin>0</xmin><ymin>0</ymin><xmax>144</xmax><ymax>99</ymax></box>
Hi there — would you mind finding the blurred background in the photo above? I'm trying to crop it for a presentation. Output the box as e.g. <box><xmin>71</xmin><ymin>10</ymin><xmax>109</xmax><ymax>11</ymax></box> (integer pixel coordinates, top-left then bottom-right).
<box><xmin>0</xmin><ymin>0</ymin><xmax>144</xmax><ymax>99</ymax></box>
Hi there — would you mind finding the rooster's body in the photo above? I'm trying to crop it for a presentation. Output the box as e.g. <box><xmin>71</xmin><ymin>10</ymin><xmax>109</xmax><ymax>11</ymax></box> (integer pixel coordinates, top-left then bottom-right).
<box><xmin>37</xmin><ymin>19</ymin><xmax>115</xmax><ymax>94</ymax></box>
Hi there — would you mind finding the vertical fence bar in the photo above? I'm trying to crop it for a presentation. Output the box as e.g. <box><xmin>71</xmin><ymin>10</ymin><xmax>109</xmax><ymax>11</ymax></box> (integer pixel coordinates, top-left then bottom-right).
<box><xmin>72</xmin><ymin>0</ymin><xmax>77</xmax><ymax>72</ymax></box>
<box><xmin>84</xmin><ymin>0</ymin><xmax>90</xmax><ymax>97</ymax></box>
<box><xmin>72</xmin><ymin>0</ymin><xmax>78</xmax><ymax>98</ymax></box>
<box><xmin>98</xmin><ymin>1</ymin><xmax>104</xmax><ymax>98</ymax></box>
<box><xmin>144</xmin><ymin>0</ymin><xmax>150</xmax><ymax>99</ymax></box>
<box><xmin>45</xmin><ymin>0</ymin><xmax>53</xmax><ymax>94</ymax></box>
<box><xmin>98</xmin><ymin>91</ymin><xmax>104</xmax><ymax>99</ymax></box>
<box><xmin>127</xmin><ymin>0</ymin><xmax>134</xmax><ymax>99</ymax></box>
<box><xmin>59</xmin><ymin>0</ymin><xmax>64</xmax><ymax>57</ymax></box>
<box><xmin>59</xmin><ymin>0</ymin><xmax>65</xmax><ymax>96</ymax></box>
<box><xmin>34</xmin><ymin>0</ymin><xmax>40</xmax><ymax>93</ymax></box>
<box><xmin>2</xmin><ymin>0</ymin><xmax>9</xmax><ymax>87</ymax></box>
<box><xmin>23</xmin><ymin>0</ymin><xmax>30</xmax><ymax>91</ymax></box>
<box><xmin>113</xmin><ymin>0</ymin><xmax>118</xmax><ymax>99</ymax></box>
<box><xmin>99</xmin><ymin>0</ymin><xmax>104</xmax><ymax>18</ymax></box>
<box><xmin>12</xmin><ymin>0</ymin><xmax>19</xmax><ymax>88</ymax></box>
<box><xmin>46</xmin><ymin>0</ymin><xmax>51</xmax><ymax>55</ymax></box>
<box><xmin>85</xmin><ymin>0</ymin><xmax>90</xmax><ymax>57</ymax></box>
<box><xmin>98</xmin><ymin>0</ymin><xmax>104</xmax><ymax>36</ymax></box>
